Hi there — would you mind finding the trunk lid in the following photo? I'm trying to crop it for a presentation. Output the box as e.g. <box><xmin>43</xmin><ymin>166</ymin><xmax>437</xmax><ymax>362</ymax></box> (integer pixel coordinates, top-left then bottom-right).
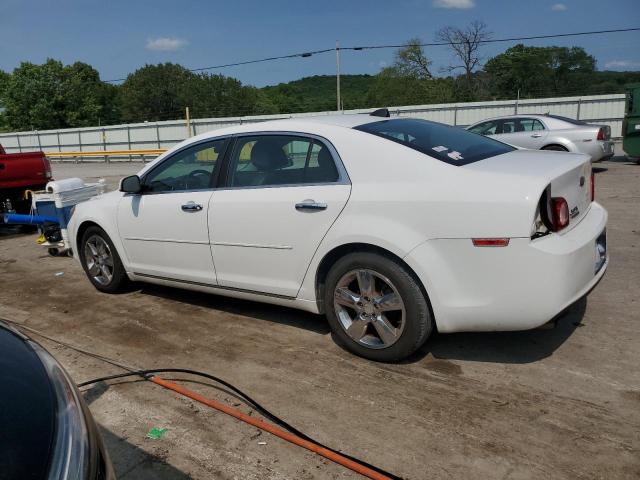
<box><xmin>464</xmin><ymin>149</ymin><xmax>592</xmax><ymax>233</ymax></box>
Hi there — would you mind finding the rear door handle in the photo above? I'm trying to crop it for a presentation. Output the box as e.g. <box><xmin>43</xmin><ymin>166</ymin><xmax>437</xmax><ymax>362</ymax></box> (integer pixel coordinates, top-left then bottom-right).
<box><xmin>295</xmin><ymin>200</ymin><xmax>327</xmax><ymax>211</ymax></box>
<box><xmin>531</xmin><ymin>133</ymin><xmax>543</xmax><ymax>138</ymax></box>
<box><xmin>181</xmin><ymin>201</ymin><xmax>203</xmax><ymax>212</ymax></box>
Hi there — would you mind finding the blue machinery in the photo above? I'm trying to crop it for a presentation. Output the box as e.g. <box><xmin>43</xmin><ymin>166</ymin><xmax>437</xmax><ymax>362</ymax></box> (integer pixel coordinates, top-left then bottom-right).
<box><xmin>3</xmin><ymin>178</ymin><xmax>105</xmax><ymax>256</ymax></box>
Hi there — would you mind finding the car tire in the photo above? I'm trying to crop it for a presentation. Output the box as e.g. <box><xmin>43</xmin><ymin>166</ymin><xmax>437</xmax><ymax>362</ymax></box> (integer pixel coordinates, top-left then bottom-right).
<box><xmin>324</xmin><ymin>252</ymin><xmax>433</xmax><ymax>362</ymax></box>
<box><xmin>79</xmin><ymin>226</ymin><xmax>129</xmax><ymax>293</ymax></box>
<box><xmin>542</xmin><ymin>145</ymin><xmax>568</xmax><ymax>152</ymax></box>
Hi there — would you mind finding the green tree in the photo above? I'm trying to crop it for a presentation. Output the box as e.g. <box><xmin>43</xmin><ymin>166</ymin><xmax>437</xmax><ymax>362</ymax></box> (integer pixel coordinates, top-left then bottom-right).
<box><xmin>118</xmin><ymin>64</ymin><xmax>268</xmax><ymax>121</ymax></box>
<box><xmin>0</xmin><ymin>70</ymin><xmax>9</xmax><ymax>99</ymax></box>
<box><xmin>63</xmin><ymin>62</ymin><xmax>120</xmax><ymax>126</ymax></box>
<box><xmin>367</xmin><ymin>40</ymin><xmax>455</xmax><ymax>106</ymax></box>
<box><xmin>484</xmin><ymin>45</ymin><xmax>596</xmax><ymax>98</ymax></box>
<box><xmin>393</xmin><ymin>38</ymin><xmax>433</xmax><ymax>80</ymax></box>
<box><xmin>118</xmin><ymin>63</ymin><xmax>194</xmax><ymax>122</ymax></box>
<box><xmin>2</xmin><ymin>59</ymin><xmax>118</xmax><ymax>130</ymax></box>
<box><xmin>0</xmin><ymin>70</ymin><xmax>10</xmax><ymax>131</ymax></box>
<box><xmin>189</xmin><ymin>73</ymin><xmax>271</xmax><ymax>117</ymax></box>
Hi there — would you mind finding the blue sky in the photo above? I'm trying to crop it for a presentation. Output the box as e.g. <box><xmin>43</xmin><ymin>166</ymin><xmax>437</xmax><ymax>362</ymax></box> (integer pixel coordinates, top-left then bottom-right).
<box><xmin>1</xmin><ymin>0</ymin><xmax>638</xmax><ymax>87</ymax></box>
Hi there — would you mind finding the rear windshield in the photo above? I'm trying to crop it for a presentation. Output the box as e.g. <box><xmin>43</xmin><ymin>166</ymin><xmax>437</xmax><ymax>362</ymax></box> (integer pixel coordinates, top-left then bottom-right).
<box><xmin>354</xmin><ymin>118</ymin><xmax>514</xmax><ymax>166</ymax></box>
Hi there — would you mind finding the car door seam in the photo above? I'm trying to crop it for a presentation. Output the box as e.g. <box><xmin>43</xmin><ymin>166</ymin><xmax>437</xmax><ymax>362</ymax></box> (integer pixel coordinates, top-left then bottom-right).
<box><xmin>294</xmin><ymin>183</ymin><xmax>353</xmax><ymax>299</ymax></box>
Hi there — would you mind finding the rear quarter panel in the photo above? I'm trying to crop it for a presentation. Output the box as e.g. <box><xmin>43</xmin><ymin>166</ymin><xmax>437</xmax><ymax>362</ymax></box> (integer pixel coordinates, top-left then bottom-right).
<box><xmin>297</xmin><ymin>130</ymin><xmax>543</xmax><ymax>302</ymax></box>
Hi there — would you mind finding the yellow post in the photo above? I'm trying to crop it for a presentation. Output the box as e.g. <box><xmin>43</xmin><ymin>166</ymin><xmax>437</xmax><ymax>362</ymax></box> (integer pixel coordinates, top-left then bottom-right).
<box><xmin>185</xmin><ymin>106</ymin><xmax>192</xmax><ymax>138</ymax></box>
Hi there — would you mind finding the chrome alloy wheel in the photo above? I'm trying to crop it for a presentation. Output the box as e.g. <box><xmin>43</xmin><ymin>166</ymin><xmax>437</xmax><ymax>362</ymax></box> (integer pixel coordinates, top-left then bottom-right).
<box><xmin>84</xmin><ymin>235</ymin><xmax>114</xmax><ymax>286</ymax></box>
<box><xmin>333</xmin><ymin>269</ymin><xmax>406</xmax><ymax>349</ymax></box>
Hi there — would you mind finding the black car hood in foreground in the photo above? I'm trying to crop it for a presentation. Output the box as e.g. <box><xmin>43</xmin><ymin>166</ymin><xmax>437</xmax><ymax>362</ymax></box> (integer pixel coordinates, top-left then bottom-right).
<box><xmin>0</xmin><ymin>324</ymin><xmax>56</xmax><ymax>480</ymax></box>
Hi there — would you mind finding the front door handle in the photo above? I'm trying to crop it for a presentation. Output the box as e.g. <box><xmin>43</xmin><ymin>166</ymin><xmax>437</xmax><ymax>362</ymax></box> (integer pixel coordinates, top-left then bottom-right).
<box><xmin>295</xmin><ymin>200</ymin><xmax>327</xmax><ymax>211</ymax></box>
<box><xmin>181</xmin><ymin>201</ymin><xmax>203</xmax><ymax>212</ymax></box>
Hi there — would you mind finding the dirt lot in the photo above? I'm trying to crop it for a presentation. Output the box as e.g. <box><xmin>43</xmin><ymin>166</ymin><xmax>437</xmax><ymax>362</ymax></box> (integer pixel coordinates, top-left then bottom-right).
<box><xmin>1</xmin><ymin>156</ymin><xmax>639</xmax><ymax>479</ymax></box>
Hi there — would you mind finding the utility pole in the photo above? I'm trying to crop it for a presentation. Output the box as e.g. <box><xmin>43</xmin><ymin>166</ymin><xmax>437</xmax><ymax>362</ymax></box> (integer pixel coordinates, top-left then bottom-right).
<box><xmin>336</xmin><ymin>41</ymin><xmax>341</xmax><ymax>112</ymax></box>
<box><xmin>185</xmin><ymin>106</ymin><xmax>192</xmax><ymax>138</ymax></box>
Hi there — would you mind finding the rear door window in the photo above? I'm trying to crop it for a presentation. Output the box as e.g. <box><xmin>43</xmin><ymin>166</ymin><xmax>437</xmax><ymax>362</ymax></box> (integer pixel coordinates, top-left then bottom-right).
<box><xmin>500</xmin><ymin>119</ymin><xmax>517</xmax><ymax>134</ymax></box>
<box><xmin>468</xmin><ymin>120</ymin><xmax>499</xmax><ymax>135</ymax></box>
<box><xmin>228</xmin><ymin>135</ymin><xmax>339</xmax><ymax>187</ymax></box>
<box><xmin>518</xmin><ymin>118</ymin><xmax>545</xmax><ymax>132</ymax></box>
<box><xmin>355</xmin><ymin>118</ymin><xmax>514</xmax><ymax>166</ymax></box>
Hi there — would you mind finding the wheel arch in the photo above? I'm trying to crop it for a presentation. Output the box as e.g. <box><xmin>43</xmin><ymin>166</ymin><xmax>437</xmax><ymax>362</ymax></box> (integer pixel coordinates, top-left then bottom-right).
<box><xmin>314</xmin><ymin>242</ymin><xmax>435</xmax><ymax>325</ymax></box>
<box><xmin>76</xmin><ymin>220</ymin><xmax>102</xmax><ymax>247</ymax></box>
<box><xmin>541</xmin><ymin>143</ymin><xmax>570</xmax><ymax>152</ymax></box>
<box><xmin>75</xmin><ymin>219</ymin><xmax>129</xmax><ymax>269</ymax></box>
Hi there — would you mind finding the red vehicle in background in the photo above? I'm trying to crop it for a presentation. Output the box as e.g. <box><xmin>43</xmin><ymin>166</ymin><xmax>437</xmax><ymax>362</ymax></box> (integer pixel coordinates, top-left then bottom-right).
<box><xmin>0</xmin><ymin>143</ymin><xmax>52</xmax><ymax>213</ymax></box>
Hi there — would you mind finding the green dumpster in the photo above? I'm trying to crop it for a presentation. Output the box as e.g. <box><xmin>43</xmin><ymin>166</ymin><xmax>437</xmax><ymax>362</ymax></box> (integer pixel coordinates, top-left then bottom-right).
<box><xmin>622</xmin><ymin>83</ymin><xmax>640</xmax><ymax>163</ymax></box>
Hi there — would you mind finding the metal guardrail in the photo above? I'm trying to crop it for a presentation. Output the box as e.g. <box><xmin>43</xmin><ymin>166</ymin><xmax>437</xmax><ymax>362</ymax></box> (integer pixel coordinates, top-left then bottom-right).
<box><xmin>45</xmin><ymin>148</ymin><xmax>167</xmax><ymax>158</ymax></box>
<box><xmin>44</xmin><ymin>148</ymin><xmax>168</xmax><ymax>163</ymax></box>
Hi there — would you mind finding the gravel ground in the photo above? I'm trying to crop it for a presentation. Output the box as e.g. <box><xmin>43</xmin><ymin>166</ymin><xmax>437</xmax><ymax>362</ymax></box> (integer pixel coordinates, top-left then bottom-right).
<box><xmin>0</xmin><ymin>153</ymin><xmax>638</xmax><ymax>479</ymax></box>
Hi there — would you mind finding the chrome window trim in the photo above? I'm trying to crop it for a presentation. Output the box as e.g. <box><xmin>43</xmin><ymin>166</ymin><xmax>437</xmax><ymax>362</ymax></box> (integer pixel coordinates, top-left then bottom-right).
<box><xmin>135</xmin><ymin>131</ymin><xmax>350</xmax><ymax>195</ymax></box>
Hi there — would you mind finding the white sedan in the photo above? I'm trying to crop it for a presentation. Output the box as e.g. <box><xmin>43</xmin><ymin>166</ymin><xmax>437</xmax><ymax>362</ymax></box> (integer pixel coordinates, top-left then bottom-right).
<box><xmin>68</xmin><ymin>112</ymin><xmax>608</xmax><ymax>362</ymax></box>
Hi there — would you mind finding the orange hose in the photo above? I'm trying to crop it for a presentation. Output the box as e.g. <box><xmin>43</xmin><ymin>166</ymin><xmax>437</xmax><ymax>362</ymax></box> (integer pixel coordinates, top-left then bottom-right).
<box><xmin>150</xmin><ymin>375</ymin><xmax>392</xmax><ymax>480</ymax></box>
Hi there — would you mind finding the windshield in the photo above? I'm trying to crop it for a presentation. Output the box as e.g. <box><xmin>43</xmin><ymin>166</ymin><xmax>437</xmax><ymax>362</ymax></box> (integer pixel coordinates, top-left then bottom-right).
<box><xmin>354</xmin><ymin>118</ymin><xmax>514</xmax><ymax>166</ymax></box>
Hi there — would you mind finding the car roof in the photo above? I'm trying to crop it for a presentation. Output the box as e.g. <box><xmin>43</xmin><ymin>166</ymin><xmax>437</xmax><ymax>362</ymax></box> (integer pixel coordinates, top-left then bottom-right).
<box><xmin>176</xmin><ymin>113</ymin><xmax>383</xmax><ymax>145</ymax></box>
<box><xmin>295</xmin><ymin>113</ymin><xmax>384</xmax><ymax>128</ymax></box>
<box><xmin>470</xmin><ymin>114</ymin><xmax>587</xmax><ymax>128</ymax></box>
<box><xmin>474</xmin><ymin>114</ymin><xmax>549</xmax><ymax>122</ymax></box>
<box><xmin>142</xmin><ymin>113</ymin><xmax>387</xmax><ymax>172</ymax></box>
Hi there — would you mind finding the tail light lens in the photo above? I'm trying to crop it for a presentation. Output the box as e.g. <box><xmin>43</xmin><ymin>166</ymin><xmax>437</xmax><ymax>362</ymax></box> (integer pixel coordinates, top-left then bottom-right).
<box><xmin>551</xmin><ymin>198</ymin><xmax>569</xmax><ymax>231</ymax></box>
<box><xmin>597</xmin><ymin>128</ymin><xmax>605</xmax><ymax>141</ymax></box>
<box><xmin>590</xmin><ymin>172</ymin><xmax>595</xmax><ymax>201</ymax></box>
<box><xmin>43</xmin><ymin>157</ymin><xmax>52</xmax><ymax>180</ymax></box>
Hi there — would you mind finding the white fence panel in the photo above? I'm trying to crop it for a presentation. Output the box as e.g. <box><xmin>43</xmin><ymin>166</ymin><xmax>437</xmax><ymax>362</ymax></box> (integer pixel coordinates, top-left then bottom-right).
<box><xmin>0</xmin><ymin>93</ymin><xmax>625</xmax><ymax>161</ymax></box>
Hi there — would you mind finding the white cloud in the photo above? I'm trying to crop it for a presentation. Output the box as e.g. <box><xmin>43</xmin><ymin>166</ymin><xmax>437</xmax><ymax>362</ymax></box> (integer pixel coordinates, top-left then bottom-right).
<box><xmin>432</xmin><ymin>0</ymin><xmax>475</xmax><ymax>9</ymax></box>
<box><xmin>551</xmin><ymin>3</ymin><xmax>568</xmax><ymax>11</ymax></box>
<box><xmin>604</xmin><ymin>60</ymin><xmax>640</xmax><ymax>69</ymax></box>
<box><xmin>145</xmin><ymin>37</ymin><xmax>188</xmax><ymax>52</ymax></box>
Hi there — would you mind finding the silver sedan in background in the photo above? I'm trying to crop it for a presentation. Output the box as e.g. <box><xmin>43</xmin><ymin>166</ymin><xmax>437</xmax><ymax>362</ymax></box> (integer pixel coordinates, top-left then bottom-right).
<box><xmin>466</xmin><ymin>114</ymin><xmax>614</xmax><ymax>162</ymax></box>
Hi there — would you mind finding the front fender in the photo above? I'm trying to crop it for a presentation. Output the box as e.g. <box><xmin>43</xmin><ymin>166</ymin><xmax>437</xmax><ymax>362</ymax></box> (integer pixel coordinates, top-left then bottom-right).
<box><xmin>68</xmin><ymin>192</ymin><xmax>129</xmax><ymax>271</ymax></box>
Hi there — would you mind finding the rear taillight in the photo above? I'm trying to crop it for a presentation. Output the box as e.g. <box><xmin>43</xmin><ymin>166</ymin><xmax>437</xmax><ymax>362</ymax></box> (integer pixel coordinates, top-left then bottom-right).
<box><xmin>597</xmin><ymin>128</ymin><xmax>605</xmax><ymax>141</ymax></box>
<box><xmin>590</xmin><ymin>172</ymin><xmax>595</xmax><ymax>202</ymax></box>
<box><xmin>44</xmin><ymin>157</ymin><xmax>52</xmax><ymax>180</ymax></box>
<box><xmin>551</xmin><ymin>197</ymin><xmax>569</xmax><ymax>231</ymax></box>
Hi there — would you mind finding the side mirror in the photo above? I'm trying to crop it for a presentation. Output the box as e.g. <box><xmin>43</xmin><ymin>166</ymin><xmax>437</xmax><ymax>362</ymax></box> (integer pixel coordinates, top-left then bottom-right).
<box><xmin>120</xmin><ymin>175</ymin><xmax>142</xmax><ymax>194</ymax></box>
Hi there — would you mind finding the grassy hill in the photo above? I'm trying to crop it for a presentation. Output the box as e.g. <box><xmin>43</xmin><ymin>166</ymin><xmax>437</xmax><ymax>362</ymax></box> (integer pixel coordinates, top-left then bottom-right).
<box><xmin>259</xmin><ymin>71</ymin><xmax>640</xmax><ymax>115</ymax></box>
<box><xmin>260</xmin><ymin>74</ymin><xmax>376</xmax><ymax>113</ymax></box>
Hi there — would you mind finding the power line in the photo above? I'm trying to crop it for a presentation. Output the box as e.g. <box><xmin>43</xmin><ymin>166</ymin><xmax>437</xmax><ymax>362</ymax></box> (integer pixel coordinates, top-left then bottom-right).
<box><xmin>103</xmin><ymin>27</ymin><xmax>640</xmax><ymax>83</ymax></box>
<box><xmin>104</xmin><ymin>47</ymin><xmax>335</xmax><ymax>83</ymax></box>
<box><xmin>344</xmin><ymin>27</ymin><xmax>640</xmax><ymax>51</ymax></box>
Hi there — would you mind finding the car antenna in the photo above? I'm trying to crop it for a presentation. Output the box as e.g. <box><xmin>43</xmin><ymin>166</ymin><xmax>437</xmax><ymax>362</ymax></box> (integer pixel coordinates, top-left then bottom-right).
<box><xmin>370</xmin><ymin>108</ymin><xmax>390</xmax><ymax>118</ymax></box>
